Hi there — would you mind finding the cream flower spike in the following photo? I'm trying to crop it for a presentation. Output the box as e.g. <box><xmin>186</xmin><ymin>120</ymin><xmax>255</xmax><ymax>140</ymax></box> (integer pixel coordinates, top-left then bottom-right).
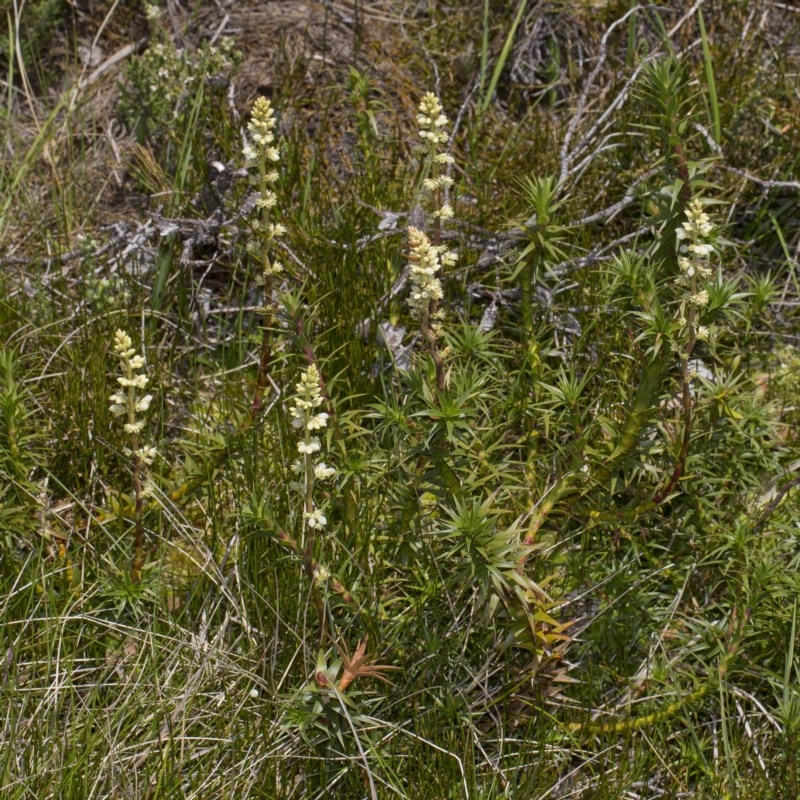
<box><xmin>110</xmin><ymin>329</ymin><xmax>157</xmax><ymax>466</ymax></box>
<box><xmin>290</xmin><ymin>363</ymin><xmax>335</xmax><ymax>535</ymax></box>
<box><xmin>109</xmin><ymin>328</ymin><xmax>158</xmax><ymax>582</ymax></box>
<box><xmin>244</xmin><ymin>97</ymin><xmax>284</xmax><ymax>281</ymax></box>
<box><xmin>407</xmin><ymin>226</ymin><xmax>444</xmax><ymax>331</ymax></box>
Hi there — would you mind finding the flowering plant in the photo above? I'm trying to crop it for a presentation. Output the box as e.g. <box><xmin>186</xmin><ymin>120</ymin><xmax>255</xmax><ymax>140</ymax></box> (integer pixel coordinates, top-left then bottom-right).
<box><xmin>408</xmin><ymin>93</ymin><xmax>459</xmax><ymax>391</ymax></box>
<box><xmin>290</xmin><ymin>364</ymin><xmax>335</xmax><ymax>583</ymax></box>
<box><xmin>243</xmin><ymin>96</ymin><xmax>286</xmax><ymax>413</ymax></box>
<box><xmin>109</xmin><ymin>329</ymin><xmax>157</xmax><ymax>581</ymax></box>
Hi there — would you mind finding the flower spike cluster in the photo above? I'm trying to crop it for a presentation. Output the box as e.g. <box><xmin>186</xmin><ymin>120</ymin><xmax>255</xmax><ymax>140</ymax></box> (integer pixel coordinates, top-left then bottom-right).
<box><xmin>244</xmin><ymin>96</ymin><xmax>287</xmax><ymax>413</ymax></box>
<box><xmin>109</xmin><ymin>329</ymin><xmax>157</xmax><ymax>582</ymax></box>
<box><xmin>677</xmin><ymin>200</ymin><xmax>715</xmax><ymax>284</ymax></box>
<box><xmin>673</xmin><ymin>198</ymin><xmax>719</xmax><ymax>381</ymax></box>
<box><xmin>243</xmin><ymin>97</ymin><xmax>280</xmax><ymax>166</ymax></box>
<box><xmin>417</xmin><ymin>92</ymin><xmax>455</xmax><ymax>221</ymax></box>
<box><xmin>417</xmin><ymin>92</ymin><xmax>449</xmax><ymax>148</ymax></box>
<box><xmin>408</xmin><ymin>92</ymin><xmax>459</xmax><ymax>390</ymax></box>
<box><xmin>407</xmin><ymin>226</ymin><xmax>445</xmax><ymax>340</ymax></box>
<box><xmin>109</xmin><ymin>330</ymin><xmax>157</xmax><ymax>466</ymax></box>
<box><xmin>676</xmin><ymin>199</ymin><xmax>716</xmax><ymax>329</ymax></box>
<box><xmin>243</xmin><ymin>97</ymin><xmax>285</xmax><ymax>280</ymax></box>
<box><xmin>291</xmin><ymin>364</ymin><xmax>335</xmax><ymax>532</ymax></box>
<box><xmin>409</xmin><ymin>92</ymin><xmax>460</xmax><ymax>311</ymax></box>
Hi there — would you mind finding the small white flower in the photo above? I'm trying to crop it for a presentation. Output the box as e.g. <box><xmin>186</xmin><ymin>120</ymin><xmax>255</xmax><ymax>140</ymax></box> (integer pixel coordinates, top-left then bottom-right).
<box><xmin>124</xmin><ymin>421</ymin><xmax>145</xmax><ymax>435</ymax></box>
<box><xmin>297</xmin><ymin>438</ymin><xmax>321</xmax><ymax>455</ymax></box>
<box><xmin>109</xmin><ymin>392</ymin><xmax>127</xmax><ymax>415</ymax></box>
<box><xmin>290</xmin><ymin>405</ymin><xmax>305</xmax><ymax>426</ymax></box>
<box><xmin>314</xmin><ymin>564</ymin><xmax>330</xmax><ymax>582</ymax></box>
<box><xmin>136</xmin><ymin>394</ymin><xmax>153</xmax><ymax>412</ymax></box>
<box><xmin>135</xmin><ymin>446</ymin><xmax>157</xmax><ymax>465</ymax></box>
<box><xmin>435</xmin><ymin>204</ymin><xmax>454</xmax><ymax>220</ymax></box>
<box><xmin>256</xmin><ymin>193</ymin><xmax>277</xmax><ymax>209</ymax></box>
<box><xmin>306</xmin><ymin>412</ymin><xmax>329</xmax><ymax>431</ymax></box>
<box><xmin>304</xmin><ymin>508</ymin><xmax>327</xmax><ymax>529</ymax></box>
<box><xmin>314</xmin><ymin>462</ymin><xmax>336</xmax><ymax>480</ymax></box>
<box><xmin>697</xmin><ymin>264</ymin><xmax>714</xmax><ymax>280</ymax></box>
<box><xmin>440</xmin><ymin>250</ymin><xmax>458</xmax><ymax>269</ymax></box>
<box><xmin>689</xmin><ymin>243</ymin><xmax>713</xmax><ymax>257</ymax></box>
<box><xmin>690</xmin><ymin>290</ymin><xmax>710</xmax><ymax>308</ymax></box>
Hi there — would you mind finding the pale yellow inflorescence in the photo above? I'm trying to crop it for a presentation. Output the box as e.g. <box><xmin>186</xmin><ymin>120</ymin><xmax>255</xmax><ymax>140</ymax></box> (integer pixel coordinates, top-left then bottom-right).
<box><xmin>407</xmin><ymin>92</ymin><xmax>460</xmax><ymax>346</ymax></box>
<box><xmin>416</xmin><ymin>92</ymin><xmax>455</xmax><ymax>221</ymax></box>
<box><xmin>109</xmin><ymin>330</ymin><xmax>157</xmax><ymax>466</ymax></box>
<box><xmin>290</xmin><ymin>364</ymin><xmax>335</xmax><ymax>532</ymax></box>
<box><xmin>677</xmin><ymin>201</ymin><xmax>715</xmax><ymax>281</ymax></box>
<box><xmin>243</xmin><ymin>97</ymin><xmax>280</xmax><ymax>166</ymax></box>
<box><xmin>676</xmin><ymin>199</ymin><xmax>716</xmax><ymax>320</ymax></box>
<box><xmin>243</xmin><ymin>97</ymin><xmax>285</xmax><ymax>279</ymax></box>
<box><xmin>407</xmin><ymin>226</ymin><xmax>444</xmax><ymax>333</ymax></box>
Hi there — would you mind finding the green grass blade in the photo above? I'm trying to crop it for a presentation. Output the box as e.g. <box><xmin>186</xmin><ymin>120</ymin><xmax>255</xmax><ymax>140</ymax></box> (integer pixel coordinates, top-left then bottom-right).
<box><xmin>478</xmin><ymin>0</ymin><xmax>530</xmax><ymax>116</ymax></box>
<box><xmin>697</xmin><ymin>7</ymin><xmax>721</xmax><ymax>145</ymax></box>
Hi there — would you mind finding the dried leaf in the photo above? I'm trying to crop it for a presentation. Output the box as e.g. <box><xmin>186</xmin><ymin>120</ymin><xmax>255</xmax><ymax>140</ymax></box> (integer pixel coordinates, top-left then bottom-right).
<box><xmin>335</xmin><ymin>638</ymin><xmax>398</xmax><ymax>694</ymax></box>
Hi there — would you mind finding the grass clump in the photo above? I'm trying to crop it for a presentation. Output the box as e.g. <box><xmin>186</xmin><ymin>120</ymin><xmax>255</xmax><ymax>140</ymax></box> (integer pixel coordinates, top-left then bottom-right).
<box><xmin>2</xmin><ymin>2</ymin><xmax>800</xmax><ymax>798</ymax></box>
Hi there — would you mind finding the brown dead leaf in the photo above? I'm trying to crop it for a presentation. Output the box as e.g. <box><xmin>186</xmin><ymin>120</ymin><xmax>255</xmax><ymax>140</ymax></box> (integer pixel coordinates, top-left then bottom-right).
<box><xmin>335</xmin><ymin>638</ymin><xmax>397</xmax><ymax>694</ymax></box>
